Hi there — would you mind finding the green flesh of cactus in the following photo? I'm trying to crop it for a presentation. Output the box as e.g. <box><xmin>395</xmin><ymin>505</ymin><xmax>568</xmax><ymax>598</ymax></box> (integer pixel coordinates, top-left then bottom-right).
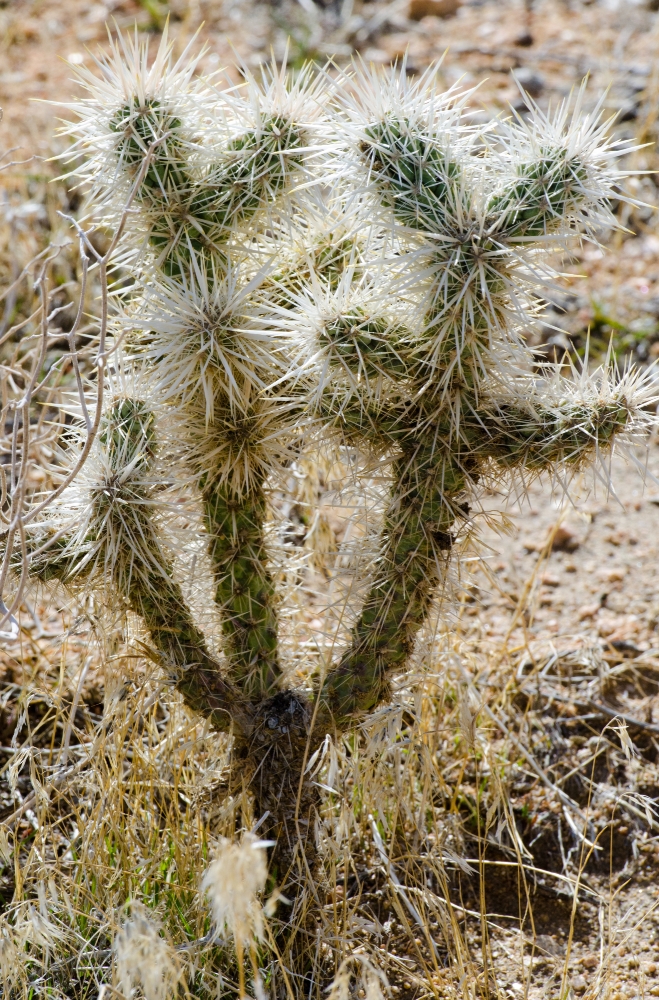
<box><xmin>362</xmin><ymin>117</ymin><xmax>466</xmax><ymax>231</ymax></box>
<box><xmin>320</xmin><ymin>312</ymin><xmax>413</xmax><ymax>382</ymax></box>
<box><xmin>111</xmin><ymin>102</ymin><xmax>304</xmax><ymax>276</ymax></box>
<box><xmin>322</xmin><ymin>449</ymin><xmax>464</xmax><ymax>724</ymax></box>
<box><xmin>488</xmin><ymin>150</ymin><xmax>590</xmax><ymax>239</ymax></box>
<box><xmin>98</xmin><ymin>399</ymin><xmax>245</xmax><ymax>731</ymax></box>
<box><xmin>110</xmin><ymin>100</ymin><xmax>189</xmax><ymax>193</ymax></box>
<box><xmin>485</xmin><ymin>399</ymin><xmax>631</xmax><ymax>468</ymax></box>
<box><xmin>203</xmin><ymin>477</ymin><xmax>280</xmax><ymax>701</ymax></box>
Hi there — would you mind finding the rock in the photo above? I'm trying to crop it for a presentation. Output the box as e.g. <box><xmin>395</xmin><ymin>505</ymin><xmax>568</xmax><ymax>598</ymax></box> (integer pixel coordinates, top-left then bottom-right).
<box><xmin>408</xmin><ymin>0</ymin><xmax>461</xmax><ymax>20</ymax></box>
<box><xmin>550</xmin><ymin>525</ymin><xmax>580</xmax><ymax>552</ymax></box>
<box><xmin>515</xmin><ymin>67</ymin><xmax>544</xmax><ymax>97</ymax></box>
<box><xmin>513</xmin><ymin>29</ymin><xmax>533</xmax><ymax>47</ymax></box>
<box><xmin>534</xmin><ymin>934</ymin><xmax>566</xmax><ymax>957</ymax></box>
<box><xmin>599</xmin><ymin>567</ymin><xmax>626</xmax><ymax>583</ymax></box>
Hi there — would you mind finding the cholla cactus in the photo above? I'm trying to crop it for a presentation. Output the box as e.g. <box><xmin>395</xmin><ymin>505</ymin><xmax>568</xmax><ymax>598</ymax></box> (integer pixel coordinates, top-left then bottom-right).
<box><xmin>19</xmin><ymin>33</ymin><xmax>656</xmax><ymax>887</ymax></box>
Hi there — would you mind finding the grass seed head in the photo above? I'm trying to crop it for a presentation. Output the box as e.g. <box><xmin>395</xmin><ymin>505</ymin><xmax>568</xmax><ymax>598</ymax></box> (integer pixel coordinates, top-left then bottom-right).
<box><xmin>201</xmin><ymin>834</ymin><xmax>269</xmax><ymax>948</ymax></box>
<box><xmin>115</xmin><ymin>902</ymin><xmax>183</xmax><ymax>1000</ymax></box>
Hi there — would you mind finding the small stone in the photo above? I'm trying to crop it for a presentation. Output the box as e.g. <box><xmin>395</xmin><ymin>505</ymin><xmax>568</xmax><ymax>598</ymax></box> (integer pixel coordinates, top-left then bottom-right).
<box><xmin>600</xmin><ymin>567</ymin><xmax>626</xmax><ymax>582</ymax></box>
<box><xmin>578</xmin><ymin>603</ymin><xmax>600</xmax><ymax>620</ymax></box>
<box><xmin>572</xmin><ymin>976</ymin><xmax>587</xmax><ymax>994</ymax></box>
<box><xmin>515</xmin><ymin>67</ymin><xmax>544</xmax><ymax>97</ymax></box>
<box><xmin>550</xmin><ymin>524</ymin><xmax>580</xmax><ymax>552</ymax></box>
<box><xmin>514</xmin><ymin>30</ymin><xmax>534</xmax><ymax>46</ymax></box>
<box><xmin>408</xmin><ymin>0</ymin><xmax>461</xmax><ymax>18</ymax></box>
<box><xmin>581</xmin><ymin>954</ymin><xmax>598</xmax><ymax>970</ymax></box>
<box><xmin>267</xmin><ymin>716</ymin><xmax>278</xmax><ymax>728</ymax></box>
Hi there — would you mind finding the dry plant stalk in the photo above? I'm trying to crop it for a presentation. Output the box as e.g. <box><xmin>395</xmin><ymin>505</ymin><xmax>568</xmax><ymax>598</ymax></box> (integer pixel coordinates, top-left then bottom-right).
<box><xmin>1</xmin><ymin>27</ymin><xmax>657</xmax><ymax>996</ymax></box>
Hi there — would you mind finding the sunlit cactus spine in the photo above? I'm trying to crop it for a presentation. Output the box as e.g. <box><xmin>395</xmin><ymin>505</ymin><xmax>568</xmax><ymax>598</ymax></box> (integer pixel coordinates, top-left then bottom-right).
<box><xmin>23</xmin><ymin>36</ymin><xmax>656</xmax><ymax>882</ymax></box>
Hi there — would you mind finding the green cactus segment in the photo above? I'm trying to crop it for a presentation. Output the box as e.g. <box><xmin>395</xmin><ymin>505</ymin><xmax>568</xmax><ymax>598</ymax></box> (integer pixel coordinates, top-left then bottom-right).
<box><xmin>110</xmin><ymin>103</ymin><xmax>304</xmax><ymax>275</ymax></box>
<box><xmin>361</xmin><ymin>117</ymin><xmax>466</xmax><ymax>232</ymax></box>
<box><xmin>320</xmin><ymin>312</ymin><xmax>413</xmax><ymax>384</ymax></box>
<box><xmin>262</xmin><ymin>235</ymin><xmax>357</xmax><ymax>311</ymax></box>
<box><xmin>24</xmin><ymin>531</ymin><xmax>91</xmax><ymax>585</ymax></box>
<box><xmin>203</xmin><ymin>478</ymin><xmax>281</xmax><ymax>702</ymax></box>
<box><xmin>488</xmin><ymin>150</ymin><xmax>589</xmax><ymax>240</ymax></box>
<box><xmin>485</xmin><ymin>397</ymin><xmax>631</xmax><ymax>470</ymax></box>
<box><xmin>97</xmin><ymin>400</ymin><xmax>248</xmax><ymax>731</ymax></box>
<box><xmin>124</xmin><ymin>546</ymin><xmax>247</xmax><ymax>734</ymax></box>
<box><xmin>100</xmin><ymin>397</ymin><xmax>156</xmax><ymax>472</ymax></box>
<box><xmin>318</xmin><ymin>389</ymin><xmax>408</xmax><ymax>453</ymax></box>
<box><xmin>422</xmin><ymin>260</ymin><xmax>506</xmax><ymax>380</ymax></box>
<box><xmin>321</xmin><ymin>449</ymin><xmax>464</xmax><ymax>724</ymax></box>
<box><xmin>314</xmin><ymin>236</ymin><xmax>357</xmax><ymax>289</ymax></box>
<box><xmin>197</xmin><ymin>117</ymin><xmax>304</xmax><ymax>229</ymax></box>
<box><xmin>110</xmin><ymin>100</ymin><xmax>189</xmax><ymax>194</ymax></box>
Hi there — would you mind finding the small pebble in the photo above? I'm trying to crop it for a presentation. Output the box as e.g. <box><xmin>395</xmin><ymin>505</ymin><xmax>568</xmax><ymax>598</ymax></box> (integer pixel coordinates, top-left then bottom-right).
<box><xmin>550</xmin><ymin>524</ymin><xmax>580</xmax><ymax>552</ymax></box>
<box><xmin>515</xmin><ymin>67</ymin><xmax>544</xmax><ymax>97</ymax></box>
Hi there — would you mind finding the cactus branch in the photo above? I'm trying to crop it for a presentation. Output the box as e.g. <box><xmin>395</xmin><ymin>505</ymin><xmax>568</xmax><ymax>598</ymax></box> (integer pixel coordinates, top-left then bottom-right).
<box><xmin>321</xmin><ymin>448</ymin><xmax>465</xmax><ymax>726</ymax></box>
<box><xmin>203</xmin><ymin>477</ymin><xmax>281</xmax><ymax>701</ymax></box>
